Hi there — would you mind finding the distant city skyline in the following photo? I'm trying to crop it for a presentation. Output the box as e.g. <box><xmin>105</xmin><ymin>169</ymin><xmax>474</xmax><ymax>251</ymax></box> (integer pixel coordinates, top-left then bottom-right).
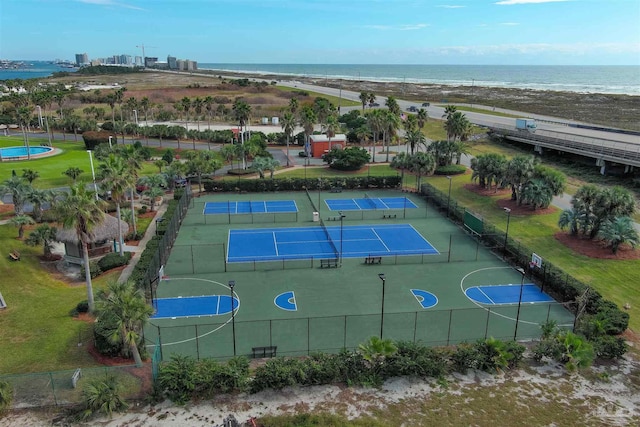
<box><xmin>1</xmin><ymin>0</ymin><xmax>639</xmax><ymax>65</ymax></box>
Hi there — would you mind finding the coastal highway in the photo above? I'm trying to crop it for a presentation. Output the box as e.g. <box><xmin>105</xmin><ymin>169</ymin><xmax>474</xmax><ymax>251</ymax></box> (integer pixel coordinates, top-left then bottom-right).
<box><xmin>277</xmin><ymin>79</ymin><xmax>640</xmax><ymax>147</ymax></box>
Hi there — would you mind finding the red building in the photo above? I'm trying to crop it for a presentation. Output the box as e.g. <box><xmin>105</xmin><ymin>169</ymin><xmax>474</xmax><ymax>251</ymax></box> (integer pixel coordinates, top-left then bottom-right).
<box><xmin>309</xmin><ymin>134</ymin><xmax>347</xmax><ymax>158</ymax></box>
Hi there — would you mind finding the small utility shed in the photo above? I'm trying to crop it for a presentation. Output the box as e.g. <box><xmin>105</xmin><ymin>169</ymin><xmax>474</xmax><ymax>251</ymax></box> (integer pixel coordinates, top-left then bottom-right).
<box><xmin>56</xmin><ymin>215</ymin><xmax>129</xmax><ymax>265</ymax></box>
<box><xmin>309</xmin><ymin>134</ymin><xmax>347</xmax><ymax>158</ymax></box>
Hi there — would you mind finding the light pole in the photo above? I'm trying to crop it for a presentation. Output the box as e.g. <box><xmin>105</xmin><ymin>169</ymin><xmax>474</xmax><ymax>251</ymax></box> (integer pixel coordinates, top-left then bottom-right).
<box><xmin>108</xmin><ymin>136</ymin><xmax>113</xmax><ymax>148</ymax></box>
<box><xmin>503</xmin><ymin>207</ymin><xmax>511</xmax><ymax>256</ymax></box>
<box><xmin>87</xmin><ymin>150</ymin><xmax>99</xmax><ymax>200</ymax></box>
<box><xmin>446</xmin><ymin>176</ymin><xmax>452</xmax><ymax>218</ymax></box>
<box><xmin>378</xmin><ymin>273</ymin><xmax>386</xmax><ymax>339</ymax></box>
<box><xmin>229</xmin><ymin>280</ymin><xmax>236</xmax><ymax>356</ymax></box>
<box><xmin>339</xmin><ymin>211</ymin><xmax>346</xmax><ymax>263</ymax></box>
<box><xmin>133</xmin><ymin>109</ymin><xmax>139</xmax><ymax>126</ymax></box>
<box><xmin>514</xmin><ymin>267</ymin><xmax>526</xmax><ymax>340</ymax></box>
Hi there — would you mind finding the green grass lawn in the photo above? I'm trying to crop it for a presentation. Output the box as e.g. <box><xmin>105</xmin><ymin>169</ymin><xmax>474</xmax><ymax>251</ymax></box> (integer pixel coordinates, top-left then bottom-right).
<box><xmin>0</xmin><ymin>224</ymin><xmax>120</xmax><ymax>373</ymax></box>
<box><xmin>276</xmin><ymin>86</ymin><xmax>360</xmax><ymax>108</ymax></box>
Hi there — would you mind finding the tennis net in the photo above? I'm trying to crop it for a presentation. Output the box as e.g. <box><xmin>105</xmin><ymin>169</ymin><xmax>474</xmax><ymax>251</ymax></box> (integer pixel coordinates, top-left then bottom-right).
<box><xmin>319</xmin><ymin>218</ymin><xmax>339</xmax><ymax>259</ymax></box>
<box><xmin>363</xmin><ymin>193</ymin><xmax>378</xmax><ymax>210</ymax></box>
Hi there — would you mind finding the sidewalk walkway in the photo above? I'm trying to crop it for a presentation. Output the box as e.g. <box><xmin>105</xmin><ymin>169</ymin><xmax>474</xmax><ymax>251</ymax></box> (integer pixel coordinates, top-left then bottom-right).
<box><xmin>118</xmin><ymin>199</ymin><xmax>169</xmax><ymax>284</ymax></box>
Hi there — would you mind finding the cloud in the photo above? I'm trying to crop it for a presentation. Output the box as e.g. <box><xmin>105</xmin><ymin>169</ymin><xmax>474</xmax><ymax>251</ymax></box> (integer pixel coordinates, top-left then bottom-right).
<box><xmin>494</xmin><ymin>0</ymin><xmax>569</xmax><ymax>4</ymax></box>
<box><xmin>362</xmin><ymin>23</ymin><xmax>428</xmax><ymax>31</ymax></box>
<box><xmin>76</xmin><ymin>0</ymin><xmax>144</xmax><ymax>10</ymax></box>
<box><xmin>428</xmin><ymin>42</ymin><xmax>640</xmax><ymax>56</ymax></box>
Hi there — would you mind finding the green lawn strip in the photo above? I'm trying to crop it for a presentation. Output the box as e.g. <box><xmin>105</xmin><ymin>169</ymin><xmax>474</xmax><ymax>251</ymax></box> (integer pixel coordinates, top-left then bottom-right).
<box><xmin>451</xmin><ymin>105</ymin><xmax>522</xmax><ymax>118</ymax></box>
<box><xmin>426</xmin><ymin>173</ymin><xmax>640</xmax><ymax>332</ymax></box>
<box><xmin>0</xmin><ymin>224</ymin><xmax>119</xmax><ymax>374</ymax></box>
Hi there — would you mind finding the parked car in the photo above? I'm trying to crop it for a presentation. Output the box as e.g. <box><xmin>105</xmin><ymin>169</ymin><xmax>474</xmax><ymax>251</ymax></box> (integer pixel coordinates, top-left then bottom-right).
<box><xmin>422</xmin><ymin>102</ymin><xmax>430</xmax><ymax>107</ymax></box>
<box><xmin>298</xmin><ymin>151</ymin><xmax>310</xmax><ymax>157</ymax></box>
<box><xmin>174</xmin><ymin>178</ymin><xmax>187</xmax><ymax>188</ymax></box>
<box><xmin>370</xmin><ymin>102</ymin><xmax>380</xmax><ymax>107</ymax></box>
<box><xmin>407</xmin><ymin>106</ymin><xmax>418</xmax><ymax>112</ymax></box>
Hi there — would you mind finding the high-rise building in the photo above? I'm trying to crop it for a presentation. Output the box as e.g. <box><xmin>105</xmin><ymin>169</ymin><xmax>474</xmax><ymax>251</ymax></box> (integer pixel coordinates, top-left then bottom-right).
<box><xmin>134</xmin><ymin>56</ymin><xmax>143</xmax><ymax>66</ymax></box>
<box><xmin>144</xmin><ymin>57</ymin><xmax>158</xmax><ymax>67</ymax></box>
<box><xmin>167</xmin><ymin>55</ymin><xmax>177</xmax><ymax>70</ymax></box>
<box><xmin>119</xmin><ymin>54</ymin><xmax>133</xmax><ymax>65</ymax></box>
<box><xmin>75</xmin><ymin>53</ymin><xmax>89</xmax><ymax>66</ymax></box>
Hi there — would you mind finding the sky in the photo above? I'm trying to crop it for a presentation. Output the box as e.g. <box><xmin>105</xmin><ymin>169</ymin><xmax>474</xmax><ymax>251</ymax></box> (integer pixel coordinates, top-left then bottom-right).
<box><xmin>1</xmin><ymin>0</ymin><xmax>639</xmax><ymax>65</ymax></box>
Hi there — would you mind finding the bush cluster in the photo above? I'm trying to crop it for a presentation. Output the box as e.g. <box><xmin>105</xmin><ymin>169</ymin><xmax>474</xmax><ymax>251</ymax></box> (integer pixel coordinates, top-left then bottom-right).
<box><xmin>155</xmin><ymin>338</ymin><xmax>525</xmax><ymax>403</ymax></box>
<box><xmin>82</xmin><ymin>131</ymin><xmax>116</xmax><ymax>150</ymax></box>
<box><xmin>97</xmin><ymin>252</ymin><xmax>132</xmax><ymax>272</ymax></box>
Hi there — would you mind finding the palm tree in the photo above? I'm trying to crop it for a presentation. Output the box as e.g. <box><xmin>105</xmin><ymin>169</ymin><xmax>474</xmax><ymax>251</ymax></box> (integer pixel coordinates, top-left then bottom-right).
<box><xmin>25</xmin><ymin>224</ymin><xmax>58</xmax><ymax>258</ymax></box>
<box><xmin>299</xmin><ymin>106</ymin><xmax>317</xmax><ymax>159</ymax></box>
<box><xmin>140</xmin><ymin>96</ymin><xmax>150</xmax><ymax>127</ymax></box>
<box><xmin>105</xmin><ymin>93</ymin><xmax>117</xmax><ymax>125</ymax></box>
<box><xmin>140</xmin><ymin>174</ymin><xmax>167</xmax><ymax>212</ymax></box>
<box><xmin>381</xmin><ymin>110</ymin><xmax>400</xmax><ymax>162</ymax></box>
<box><xmin>598</xmin><ymin>216</ymin><xmax>639</xmax><ymax>254</ymax></box>
<box><xmin>405</xmin><ymin>129</ymin><xmax>427</xmax><ymax>155</ymax></box>
<box><xmin>154</xmin><ymin>159</ymin><xmax>167</xmax><ymax>173</ymax></box>
<box><xmin>21</xmin><ymin>169</ymin><xmax>39</xmax><ymax>184</ymax></box>
<box><xmin>55</xmin><ymin>184</ymin><xmax>107</xmax><ymax>311</ymax></box>
<box><xmin>442</xmin><ymin>104</ymin><xmax>457</xmax><ymax>120</ymax></box>
<box><xmin>63</xmin><ymin>167</ymin><xmax>84</xmax><ymax>184</ymax></box>
<box><xmin>181</xmin><ymin>97</ymin><xmax>191</xmax><ymax>130</ymax></box>
<box><xmin>558</xmin><ymin>209</ymin><xmax>580</xmax><ymax>236</ymax></box>
<box><xmin>280</xmin><ymin>111</ymin><xmax>296</xmax><ymax>166</ymax></box>
<box><xmin>11</xmin><ymin>214</ymin><xmax>35</xmax><ymax>239</ymax></box>
<box><xmin>96</xmin><ymin>280</ymin><xmax>153</xmax><ymax>367</ymax></box>
<box><xmin>521</xmin><ymin>178</ymin><xmax>553</xmax><ymax>210</ymax></box>
<box><xmin>417</xmin><ymin>108</ymin><xmax>428</xmax><ymax>129</ymax></box>
<box><xmin>288</xmin><ymin>98</ymin><xmax>299</xmax><ymax>116</ymax></box>
<box><xmin>16</xmin><ymin>105</ymin><xmax>33</xmax><ymax>159</ymax></box>
<box><xmin>358</xmin><ymin>336</ymin><xmax>397</xmax><ymax>373</ymax></box>
<box><xmin>252</xmin><ymin>156</ymin><xmax>280</xmax><ymax>179</ymax></box>
<box><xmin>325</xmin><ymin>114</ymin><xmax>340</xmax><ymax>151</ymax></box>
<box><xmin>193</xmin><ymin>97</ymin><xmax>203</xmax><ymax>132</ymax></box>
<box><xmin>355</xmin><ymin>125</ymin><xmax>370</xmax><ymax>149</ymax></box>
<box><xmin>367</xmin><ymin>92</ymin><xmax>377</xmax><ymax>107</ymax></box>
<box><xmin>367</xmin><ymin>109</ymin><xmax>384</xmax><ymax>163</ymax></box>
<box><xmin>0</xmin><ymin>175</ymin><xmax>30</xmax><ymax>215</ymax></box>
<box><xmin>359</xmin><ymin>92</ymin><xmax>369</xmax><ymax>112</ymax></box>
<box><xmin>390</xmin><ymin>152</ymin><xmax>411</xmax><ymax>188</ymax></box>
<box><xmin>384</xmin><ymin>96</ymin><xmax>400</xmax><ymax>116</ymax></box>
<box><xmin>505</xmin><ymin>155</ymin><xmax>536</xmax><ymax>204</ymax></box>
<box><xmin>26</xmin><ymin>187</ymin><xmax>56</xmax><ymax>223</ymax></box>
<box><xmin>203</xmin><ymin>95</ymin><xmax>214</xmax><ymax>129</ymax></box>
<box><xmin>232</xmin><ymin>99</ymin><xmax>251</xmax><ymax>146</ymax></box>
<box><xmin>98</xmin><ymin>154</ymin><xmax>134</xmax><ymax>256</ymax></box>
<box><xmin>409</xmin><ymin>152</ymin><xmax>436</xmax><ymax>190</ymax></box>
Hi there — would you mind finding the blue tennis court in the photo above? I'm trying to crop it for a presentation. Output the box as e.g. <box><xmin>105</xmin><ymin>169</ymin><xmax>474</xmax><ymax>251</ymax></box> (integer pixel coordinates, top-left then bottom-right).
<box><xmin>227</xmin><ymin>224</ymin><xmax>438</xmax><ymax>262</ymax></box>
<box><xmin>325</xmin><ymin>196</ymin><xmax>418</xmax><ymax>211</ymax></box>
<box><xmin>204</xmin><ymin>200</ymin><xmax>298</xmax><ymax>215</ymax></box>
<box><xmin>465</xmin><ymin>284</ymin><xmax>554</xmax><ymax>305</ymax></box>
<box><xmin>152</xmin><ymin>295</ymin><xmax>238</xmax><ymax>319</ymax></box>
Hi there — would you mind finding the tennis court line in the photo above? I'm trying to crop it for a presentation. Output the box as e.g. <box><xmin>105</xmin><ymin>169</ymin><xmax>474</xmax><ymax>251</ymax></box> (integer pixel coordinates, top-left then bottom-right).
<box><xmin>370</xmin><ymin>228</ymin><xmax>391</xmax><ymax>252</ymax></box>
<box><xmin>273</xmin><ymin>232</ymin><xmax>279</xmax><ymax>256</ymax></box>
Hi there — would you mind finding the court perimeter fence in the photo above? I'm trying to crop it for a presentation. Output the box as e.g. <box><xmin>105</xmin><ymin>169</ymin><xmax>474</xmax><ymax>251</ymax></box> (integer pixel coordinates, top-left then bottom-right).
<box><xmin>148</xmin><ymin>303</ymin><xmax>574</xmax><ymax>362</ymax></box>
<box><xmin>419</xmin><ymin>182</ymin><xmax>609</xmax><ymax>310</ymax></box>
<box><xmin>139</xmin><ymin>187</ymin><xmax>193</xmax><ymax>302</ymax></box>
<box><xmin>0</xmin><ymin>365</ymin><xmax>149</xmax><ymax>409</ymax></box>
<box><xmin>166</xmin><ymin>231</ymin><xmax>486</xmax><ymax>275</ymax></box>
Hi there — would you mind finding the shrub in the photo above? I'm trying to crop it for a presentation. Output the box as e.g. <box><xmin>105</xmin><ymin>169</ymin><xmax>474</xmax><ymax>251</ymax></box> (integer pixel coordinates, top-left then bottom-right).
<box><xmin>76</xmin><ymin>300</ymin><xmax>89</xmax><ymax>313</ymax></box>
<box><xmin>82</xmin><ymin>131</ymin><xmax>116</xmax><ymax>150</ymax></box>
<box><xmin>81</xmin><ymin>374</ymin><xmax>129</xmax><ymax>421</ymax></box>
<box><xmin>385</xmin><ymin>341</ymin><xmax>449</xmax><ymax>379</ymax></box>
<box><xmin>158</xmin><ymin>355</ymin><xmax>198</xmax><ymax>404</ymax></box>
<box><xmin>592</xmin><ymin>335</ymin><xmax>628</xmax><ymax>359</ymax></box>
<box><xmin>227</xmin><ymin>168</ymin><xmax>257</xmax><ymax>176</ymax></box>
<box><xmin>80</xmin><ymin>260</ymin><xmax>101</xmax><ymax>279</ymax></box>
<box><xmin>138</xmin><ymin>205</ymin><xmax>148</xmax><ymax>215</ymax></box>
<box><xmin>194</xmin><ymin>357</ymin><xmax>250</xmax><ymax>397</ymax></box>
<box><xmin>250</xmin><ymin>358</ymin><xmax>306</xmax><ymax>393</ymax></box>
<box><xmin>0</xmin><ymin>380</ymin><xmax>12</xmax><ymax>415</ymax></box>
<box><xmin>97</xmin><ymin>252</ymin><xmax>132</xmax><ymax>272</ymax></box>
<box><xmin>323</xmin><ymin>146</ymin><xmax>370</xmax><ymax>171</ymax></box>
<box><xmin>92</xmin><ymin>311</ymin><xmax>123</xmax><ymax>357</ymax></box>
<box><xmin>434</xmin><ymin>164</ymin><xmax>467</xmax><ymax>175</ymax></box>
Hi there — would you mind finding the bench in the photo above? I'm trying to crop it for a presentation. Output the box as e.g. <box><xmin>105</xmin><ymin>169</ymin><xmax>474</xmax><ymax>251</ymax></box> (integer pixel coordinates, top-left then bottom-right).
<box><xmin>252</xmin><ymin>346</ymin><xmax>277</xmax><ymax>358</ymax></box>
<box><xmin>327</xmin><ymin>216</ymin><xmax>341</xmax><ymax>221</ymax></box>
<box><xmin>330</xmin><ymin>186</ymin><xmax>342</xmax><ymax>193</ymax></box>
<box><xmin>71</xmin><ymin>368</ymin><xmax>82</xmax><ymax>388</ymax></box>
<box><xmin>382</xmin><ymin>214</ymin><xmax>397</xmax><ymax>219</ymax></box>
<box><xmin>364</xmin><ymin>256</ymin><xmax>382</xmax><ymax>265</ymax></box>
<box><xmin>321</xmin><ymin>258</ymin><xmax>338</xmax><ymax>268</ymax></box>
<box><xmin>8</xmin><ymin>251</ymin><xmax>20</xmax><ymax>261</ymax></box>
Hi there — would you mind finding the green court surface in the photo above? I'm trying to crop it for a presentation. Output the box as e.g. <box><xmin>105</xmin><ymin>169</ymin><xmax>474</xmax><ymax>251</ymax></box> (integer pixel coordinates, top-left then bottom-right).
<box><xmin>146</xmin><ymin>190</ymin><xmax>574</xmax><ymax>361</ymax></box>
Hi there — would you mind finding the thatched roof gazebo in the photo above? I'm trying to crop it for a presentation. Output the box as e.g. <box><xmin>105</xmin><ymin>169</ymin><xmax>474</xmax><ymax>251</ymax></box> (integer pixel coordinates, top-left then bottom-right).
<box><xmin>56</xmin><ymin>215</ymin><xmax>129</xmax><ymax>265</ymax></box>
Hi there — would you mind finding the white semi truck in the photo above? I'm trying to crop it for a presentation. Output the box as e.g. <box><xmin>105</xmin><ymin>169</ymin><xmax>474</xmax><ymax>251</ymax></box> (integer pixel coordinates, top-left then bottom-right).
<box><xmin>515</xmin><ymin>118</ymin><xmax>537</xmax><ymax>133</ymax></box>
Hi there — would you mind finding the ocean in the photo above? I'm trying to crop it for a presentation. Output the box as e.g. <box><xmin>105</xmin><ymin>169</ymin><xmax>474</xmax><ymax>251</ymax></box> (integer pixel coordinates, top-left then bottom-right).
<box><xmin>199</xmin><ymin>64</ymin><xmax>640</xmax><ymax>96</ymax></box>
<box><xmin>2</xmin><ymin>61</ymin><xmax>638</xmax><ymax>96</ymax></box>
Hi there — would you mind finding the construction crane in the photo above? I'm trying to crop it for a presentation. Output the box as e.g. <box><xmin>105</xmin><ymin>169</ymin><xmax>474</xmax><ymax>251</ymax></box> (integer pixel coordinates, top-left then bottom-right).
<box><xmin>136</xmin><ymin>44</ymin><xmax>157</xmax><ymax>60</ymax></box>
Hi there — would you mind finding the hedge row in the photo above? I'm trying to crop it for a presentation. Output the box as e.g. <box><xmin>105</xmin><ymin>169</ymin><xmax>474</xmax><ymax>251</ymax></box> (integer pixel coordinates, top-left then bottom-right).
<box><xmin>202</xmin><ymin>175</ymin><xmax>402</xmax><ymax>193</ymax></box>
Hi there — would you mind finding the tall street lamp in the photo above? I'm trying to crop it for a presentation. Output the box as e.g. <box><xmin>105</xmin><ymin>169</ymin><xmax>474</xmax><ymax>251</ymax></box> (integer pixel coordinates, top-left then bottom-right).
<box><xmin>339</xmin><ymin>211</ymin><xmax>346</xmax><ymax>264</ymax></box>
<box><xmin>503</xmin><ymin>207</ymin><xmax>512</xmax><ymax>256</ymax></box>
<box><xmin>378</xmin><ymin>273</ymin><xmax>386</xmax><ymax>339</ymax></box>
<box><xmin>514</xmin><ymin>267</ymin><xmax>526</xmax><ymax>340</ymax></box>
<box><xmin>108</xmin><ymin>136</ymin><xmax>113</xmax><ymax>148</ymax></box>
<box><xmin>87</xmin><ymin>150</ymin><xmax>99</xmax><ymax>200</ymax></box>
<box><xmin>133</xmin><ymin>109</ymin><xmax>139</xmax><ymax>126</ymax></box>
<box><xmin>229</xmin><ymin>280</ymin><xmax>237</xmax><ymax>356</ymax></box>
<box><xmin>446</xmin><ymin>176</ymin><xmax>452</xmax><ymax>218</ymax></box>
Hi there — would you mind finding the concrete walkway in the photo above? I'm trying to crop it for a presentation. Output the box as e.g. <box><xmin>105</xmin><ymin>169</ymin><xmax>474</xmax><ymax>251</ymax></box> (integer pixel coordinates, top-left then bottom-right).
<box><xmin>118</xmin><ymin>199</ymin><xmax>169</xmax><ymax>284</ymax></box>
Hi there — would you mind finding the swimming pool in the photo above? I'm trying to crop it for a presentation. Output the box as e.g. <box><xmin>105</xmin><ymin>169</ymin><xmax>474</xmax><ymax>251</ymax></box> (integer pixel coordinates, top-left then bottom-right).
<box><xmin>0</xmin><ymin>146</ymin><xmax>54</xmax><ymax>160</ymax></box>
